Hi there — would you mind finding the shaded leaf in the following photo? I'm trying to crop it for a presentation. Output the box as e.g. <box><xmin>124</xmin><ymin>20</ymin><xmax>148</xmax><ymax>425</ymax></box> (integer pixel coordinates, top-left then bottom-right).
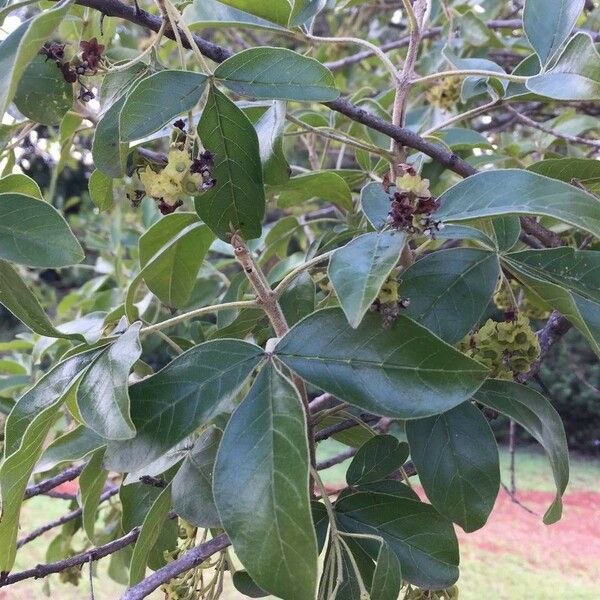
<box><xmin>88</xmin><ymin>169</ymin><xmax>114</xmax><ymax>212</ymax></box>
<box><xmin>36</xmin><ymin>426</ymin><xmax>105</xmax><ymax>473</ymax></box>
<box><xmin>406</xmin><ymin>402</ymin><xmax>500</xmax><ymax>532</ymax></box>
<box><xmin>399</xmin><ymin>248</ymin><xmax>500</xmax><ymax>343</ymax></box>
<box><xmin>272</xmin><ymin>171</ymin><xmax>353</xmax><ymax>211</ymax></box>
<box><xmin>329</xmin><ymin>231</ymin><xmax>405</xmax><ymax>328</ymax></box>
<box><xmin>196</xmin><ymin>85</ymin><xmax>265</xmax><ymax>240</ymax></box>
<box><xmin>214</xmin><ymin>364</ymin><xmax>318</xmax><ymax>600</ymax></box>
<box><xmin>474</xmin><ymin>379</ymin><xmax>569</xmax><ymax>524</ymax></box>
<box><xmin>276</xmin><ymin>308</ymin><xmax>488</xmax><ymax>419</ymax></box>
<box><xmin>0</xmin><ymin>193</ymin><xmax>84</xmax><ymax>267</ymax></box>
<box><xmin>79</xmin><ymin>448</ymin><xmax>108</xmax><ymax>542</ymax></box>
<box><xmin>105</xmin><ymin>340</ymin><xmax>264</xmax><ymax>471</ymax></box>
<box><xmin>346</xmin><ymin>435</ymin><xmax>409</xmax><ymax>486</ymax></box>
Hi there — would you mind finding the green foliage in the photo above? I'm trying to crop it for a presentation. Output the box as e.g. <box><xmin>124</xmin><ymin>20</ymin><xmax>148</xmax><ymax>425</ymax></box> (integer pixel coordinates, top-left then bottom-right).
<box><xmin>0</xmin><ymin>0</ymin><xmax>596</xmax><ymax>597</ymax></box>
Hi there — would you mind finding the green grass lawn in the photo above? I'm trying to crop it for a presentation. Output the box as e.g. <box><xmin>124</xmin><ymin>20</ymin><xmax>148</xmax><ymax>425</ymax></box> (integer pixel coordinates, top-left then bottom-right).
<box><xmin>7</xmin><ymin>443</ymin><xmax>599</xmax><ymax>599</ymax></box>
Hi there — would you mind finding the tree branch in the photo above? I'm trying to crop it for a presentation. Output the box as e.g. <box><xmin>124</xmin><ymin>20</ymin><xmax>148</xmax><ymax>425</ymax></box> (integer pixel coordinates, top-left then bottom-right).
<box><xmin>121</xmin><ymin>533</ymin><xmax>230</xmax><ymax>600</ymax></box>
<box><xmin>24</xmin><ymin>465</ymin><xmax>84</xmax><ymax>500</ymax></box>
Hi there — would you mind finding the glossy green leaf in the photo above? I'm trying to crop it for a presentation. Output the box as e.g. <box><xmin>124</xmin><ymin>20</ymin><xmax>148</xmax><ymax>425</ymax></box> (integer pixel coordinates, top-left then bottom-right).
<box><xmin>399</xmin><ymin>248</ymin><xmax>500</xmax><ymax>343</ymax></box>
<box><xmin>233</xmin><ymin>571</ymin><xmax>269</xmax><ymax>598</ymax></box>
<box><xmin>370</xmin><ymin>541</ymin><xmax>402</xmax><ymax>600</ymax></box>
<box><xmin>88</xmin><ymin>169</ymin><xmax>114</xmax><ymax>212</ymax></box>
<box><xmin>79</xmin><ymin>448</ymin><xmax>109</xmax><ymax>542</ymax></box>
<box><xmin>272</xmin><ymin>171</ymin><xmax>353</xmax><ymax>211</ymax></box>
<box><xmin>172</xmin><ymin>427</ymin><xmax>222</xmax><ymax>528</ymax></box>
<box><xmin>0</xmin><ymin>173</ymin><xmax>42</xmax><ymax>199</ymax></box>
<box><xmin>346</xmin><ymin>435</ymin><xmax>409</xmax><ymax>486</ymax></box>
<box><xmin>407</xmin><ymin>402</ymin><xmax>500</xmax><ymax>532</ymax></box>
<box><xmin>335</xmin><ymin>492</ymin><xmax>459</xmax><ymax>588</ymax></box>
<box><xmin>436</xmin><ymin>169</ymin><xmax>600</xmax><ymax>239</ymax></box>
<box><xmin>0</xmin><ymin>259</ymin><xmax>90</xmax><ymax>342</ymax></box>
<box><xmin>13</xmin><ymin>54</ymin><xmax>72</xmax><ymax>126</ymax></box>
<box><xmin>526</xmin><ymin>34</ymin><xmax>600</xmax><ymax>100</ymax></box>
<box><xmin>360</xmin><ymin>182</ymin><xmax>391</xmax><ymax>230</ymax></box>
<box><xmin>0</xmin><ymin>349</ymin><xmax>98</xmax><ymax>573</ymax></box>
<box><xmin>215</xmin><ymin>47</ymin><xmax>339</xmax><ymax>101</ymax></box>
<box><xmin>196</xmin><ymin>85</ymin><xmax>265</xmax><ymax>240</ymax></box>
<box><xmin>214</xmin><ymin>364</ymin><xmax>318</xmax><ymax>600</ymax></box>
<box><xmin>255</xmin><ymin>101</ymin><xmax>290</xmax><ymax>185</ymax></box>
<box><xmin>329</xmin><ymin>231</ymin><xmax>405</xmax><ymax>328</ymax></box>
<box><xmin>128</xmin><ymin>484</ymin><xmax>173</xmax><ymax>586</ymax></box>
<box><xmin>92</xmin><ymin>64</ymin><xmax>149</xmax><ymax>178</ymax></box>
<box><xmin>527</xmin><ymin>157</ymin><xmax>600</xmax><ymax>182</ymax></box>
<box><xmin>183</xmin><ymin>0</ymin><xmax>288</xmax><ymax>32</ymax></box>
<box><xmin>105</xmin><ymin>340</ymin><xmax>265</xmax><ymax>472</ymax></box>
<box><xmin>0</xmin><ymin>0</ymin><xmax>71</xmax><ymax>117</ymax></box>
<box><xmin>139</xmin><ymin>213</ymin><xmax>214</xmax><ymax>308</ymax></box>
<box><xmin>474</xmin><ymin>379</ymin><xmax>569</xmax><ymax>524</ymax></box>
<box><xmin>0</xmin><ymin>193</ymin><xmax>84</xmax><ymax>267</ymax></box>
<box><xmin>120</xmin><ymin>70</ymin><xmax>208</xmax><ymax>141</ymax></box>
<box><xmin>36</xmin><ymin>426</ymin><xmax>105</xmax><ymax>473</ymax></box>
<box><xmin>523</xmin><ymin>0</ymin><xmax>584</xmax><ymax>65</ymax></box>
<box><xmin>76</xmin><ymin>323</ymin><xmax>141</xmax><ymax>440</ymax></box>
<box><xmin>491</xmin><ymin>216</ymin><xmax>521</xmax><ymax>252</ymax></box>
<box><xmin>289</xmin><ymin>0</ymin><xmax>326</xmax><ymax>26</ymax></box>
<box><xmin>217</xmin><ymin>0</ymin><xmax>291</xmax><ymax>25</ymax></box>
<box><xmin>279</xmin><ymin>271</ymin><xmax>315</xmax><ymax>326</ymax></box>
<box><xmin>504</xmin><ymin>248</ymin><xmax>600</xmax><ymax>355</ymax></box>
<box><xmin>276</xmin><ymin>308</ymin><xmax>488</xmax><ymax>419</ymax></box>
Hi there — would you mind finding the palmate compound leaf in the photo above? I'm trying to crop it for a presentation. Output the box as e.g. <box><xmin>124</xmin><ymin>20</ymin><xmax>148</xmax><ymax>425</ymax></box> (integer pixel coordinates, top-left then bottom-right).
<box><xmin>0</xmin><ymin>348</ymin><xmax>99</xmax><ymax>574</ymax></box>
<box><xmin>275</xmin><ymin>308</ymin><xmax>488</xmax><ymax>419</ymax></box>
<box><xmin>104</xmin><ymin>339</ymin><xmax>265</xmax><ymax>472</ymax></box>
<box><xmin>214</xmin><ymin>47</ymin><xmax>339</xmax><ymax>102</ymax></box>
<box><xmin>406</xmin><ymin>402</ymin><xmax>500</xmax><ymax>532</ymax></box>
<box><xmin>0</xmin><ymin>193</ymin><xmax>84</xmax><ymax>268</ymax></box>
<box><xmin>213</xmin><ymin>363</ymin><xmax>318</xmax><ymax>600</ymax></box>
<box><xmin>435</xmin><ymin>169</ymin><xmax>600</xmax><ymax>239</ymax></box>
<box><xmin>474</xmin><ymin>379</ymin><xmax>569</xmax><ymax>524</ymax></box>
<box><xmin>196</xmin><ymin>85</ymin><xmax>265</xmax><ymax>240</ymax></box>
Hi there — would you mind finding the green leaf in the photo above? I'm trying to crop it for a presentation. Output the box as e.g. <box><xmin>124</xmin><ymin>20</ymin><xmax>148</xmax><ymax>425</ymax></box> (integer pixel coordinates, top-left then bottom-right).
<box><xmin>527</xmin><ymin>157</ymin><xmax>600</xmax><ymax>182</ymax></box>
<box><xmin>279</xmin><ymin>271</ymin><xmax>315</xmax><ymax>326</ymax></box>
<box><xmin>172</xmin><ymin>427</ymin><xmax>222</xmax><ymax>528</ymax></box>
<box><xmin>0</xmin><ymin>0</ymin><xmax>72</xmax><ymax>117</ymax></box>
<box><xmin>214</xmin><ymin>364</ymin><xmax>318</xmax><ymax>600</ymax></box>
<box><xmin>399</xmin><ymin>248</ymin><xmax>500</xmax><ymax>343</ymax></box>
<box><xmin>289</xmin><ymin>0</ymin><xmax>326</xmax><ymax>26</ymax></box>
<box><xmin>36</xmin><ymin>426</ymin><xmax>105</xmax><ymax>473</ymax></box>
<box><xmin>276</xmin><ymin>308</ymin><xmax>488</xmax><ymax>419</ymax></box>
<box><xmin>436</xmin><ymin>169</ymin><xmax>600</xmax><ymax>239</ymax></box>
<box><xmin>431</xmin><ymin>128</ymin><xmax>493</xmax><ymax>151</ymax></box>
<box><xmin>523</xmin><ymin>0</ymin><xmax>585</xmax><ymax>65</ymax></box>
<box><xmin>196</xmin><ymin>85</ymin><xmax>265</xmax><ymax>240</ymax></box>
<box><xmin>0</xmin><ymin>193</ymin><xmax>84</xmax><ymax>267</ymax></box>
<box><xmin>88</xmin><ymin>169</ymin><xmax>114</xmax><ymax>211</ymax></box>
<box><xmin>13</xmin><ymin>54</ymin><xmax>73</xmax><ymax>126</ymax></box>
<box><xmin>79</xmin><ymin>448</ymin><xmax>109</xmax><ymax>543</ymax></box>
<box><xmin>139</xmin><ymin>213</ymin><xmax>214</xmax><ymax>308</ymax></box>
<box><xmin>360</xmin><ymin>182</ymin><xmax>391</xmax><ymax>230</ymax></box>
<box><xmin>0</xmin><ymin>349</ymin><xmax>98</xmax><ymax>573</ymax></box>
<box><xmin>329</xmin><ymin>231</ymin><xmax>405</xmax><ymax>328</ymax></box>
<box><xmin>335</xmin><ymin>492</ymin><xmax>459</xmax><ymax>588</ymax></box>
<box><xmin>255</xmin><ymin>100</ymin><xmax>290</xmax><ymax>186</ymax></box>
<box><xmin>217</xmin><ymin>0</ymin><xmax>291</xmax><ymax>25</ymax></box>
<box><xmin>474</xmin><ymin>379</ymin><xmax>569</xmax><ymax>524</ymax></box>
<box><xmin>526</xmin><ymin>33</ymin><xmax>600</xmax><ymax>100</ymax></box>
<box><xmin>316</xmin><ymin>415</ymin><xmax>375</xmax><ymax>448</ymax></box>
<box><xmin>0</xmin><ymin>173</ymin><xmax>42</xmax><ymax>199</ymax></box>
<box><xmin>215</xmin><ymin>47</ymin><xmax>339</xmax><ymax>102</ymax></box>
<box><xmin>272</xmin><ymin>171</ymin><xmax>353</xmax><ymax>211</ymax></box>
<box><xmin>128</xmin><ymin>484</ymin><xmax>173</xmax><ymax>586</ymax></box>
<box><xmin>76</xmin><ymin>323</ymin><xmax>142</xmax><ymax>441</ymax></box>
<box><xmin>183</xmin><ymin>0</ymin><xmax>288</xmax><ymax>32</ymax></box>
<box><xmin>120</xmin><ymin>70</ymin><xmax>208</xmax><ymax>141</ymax></box>
<box><xmin>370</xmin><ymin>541</ymin><xmax>402</xmax><ymax>600</ymax></box>
<box><xmin>406</xmin><ymin>402</ymin><xmax>500</xmax><ymax>532</ymax></box>
<box><xmin>346</xmin><ymin>435</ymin><xmax>409</xmax><ymax>486</ymax></box>
<box><xmin>93</xmin><ymin>64</ymin><xmax>149</xmax><ymax>178</ymax></box>
<box><xmin>105</xmin><ymin>340</ymin><xmax>264</xmax><ymax>472</ymax></box>
<box><xmin>504</xmin><ymin>248</ymin><xmax>600</xmax><ymax>355</ymax></box>
<box><xmin>0</xmin><ymin>259</ymin><xmax>90</xmax><ymax>342</ymax></box>
<box><xmin>491</xmin><ymin>216</ymin><xmax>520</xmax><ymax>252</ymax></box>
<box><xmin>233</xmin><ymin>571</ymin><xmax>269</xmax><ymax>598</ymax></box>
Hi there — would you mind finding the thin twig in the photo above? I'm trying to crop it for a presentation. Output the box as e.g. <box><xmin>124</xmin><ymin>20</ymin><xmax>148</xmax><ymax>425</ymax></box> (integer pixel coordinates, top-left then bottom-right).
<box><xmin>24</xmin><ymin>465</ymin><xmax>84</xmax><ymax>500</ymax></box>
<box><xmin>317</xmin><ymin>448</ymin><xmax>357</xmax><ymax>471</ymax></box>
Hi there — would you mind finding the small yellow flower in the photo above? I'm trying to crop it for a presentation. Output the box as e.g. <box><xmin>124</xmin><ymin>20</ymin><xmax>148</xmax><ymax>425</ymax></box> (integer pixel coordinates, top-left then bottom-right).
<box><xmin>396</xmin><ymin>173</ymin><xmax>431</xmax><ymax>197</ymax></box>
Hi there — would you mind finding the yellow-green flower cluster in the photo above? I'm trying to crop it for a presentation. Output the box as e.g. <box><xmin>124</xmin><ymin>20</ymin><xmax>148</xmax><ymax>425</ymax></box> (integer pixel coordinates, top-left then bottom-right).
<box><xmin>459</xmin><ymin>315</ymin><xmax>541</xmax><ymax>379</ymax></box>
